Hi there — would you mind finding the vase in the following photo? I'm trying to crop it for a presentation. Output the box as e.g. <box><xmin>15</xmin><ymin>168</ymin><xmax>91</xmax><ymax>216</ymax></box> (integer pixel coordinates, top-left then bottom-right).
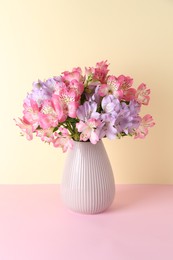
<box><xmin>60</xmin><ymin>140</ymin><xmax>115</xmax><ymax>214</ymax></box>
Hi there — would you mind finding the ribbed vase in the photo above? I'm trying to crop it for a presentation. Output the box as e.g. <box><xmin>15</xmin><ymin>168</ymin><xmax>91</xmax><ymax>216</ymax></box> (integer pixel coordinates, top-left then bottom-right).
<box><xmin>61</xmin><ymin>140</ymin><xmax>115</xmax><ymax>214</ymax></box>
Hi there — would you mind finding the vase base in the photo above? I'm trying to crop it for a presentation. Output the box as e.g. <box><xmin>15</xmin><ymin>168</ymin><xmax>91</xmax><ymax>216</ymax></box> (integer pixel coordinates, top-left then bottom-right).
<box><xmin>62</xmin><ymin>192</ymin><xmax>115</xmax><ymax>215</ymax></box>
<box><xmin>64</xmin><ymin>204</ymin><xmax>114</xmax><ymax>215</ymax></box>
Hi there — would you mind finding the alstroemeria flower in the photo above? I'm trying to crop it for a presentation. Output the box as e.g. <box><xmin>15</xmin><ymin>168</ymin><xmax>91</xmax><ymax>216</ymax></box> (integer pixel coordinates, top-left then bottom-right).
<box><xmin>23</xmin><ymin>99</ymin><xmax>40</xmax><ymax>128</ymax></box>
<box><xmin>68</xmin><ymin>79</ymin><xmax>84</xmax><ymax>99</ymax></box>
<box><xmin>25</xmin><ymin>79</ymin><xmax>56</xmax><ymax>107</ymax></box>
<box><xmin>77</xmin><ymin>101</ymin><xmax>100</xmax><ymax>121</ymax></box>
<box><xmin>101</xmin><ymin>95</ymin><xmax>120</xmax><ymax>115</ymax></box>
<box><xmin>99</xmin><ymin>114</ymin><xmax>117</xmax><ymax>139</ymax></box>
<box><xmin>117</xmin><ymin>75</ymin><xmax>133</xmax><ymax>88</ymax></box>
<box><xmin>122</xmin><ymin>88</ymin><xmax>136</xmax><ymax>101</ymax></box>
<box><xmin>62</xmin><ymin>67</ymin><xmax>83</xmax><ymax>83</ymax></box>
<box><xmin>89</xmin><ymin>85</ymin><xmax>102</xmax><ymax>105</ymax></box>
<box><xmin>76</xmin><ymin>118</ymin><xmax>100</xmax><ymax>144</ymax></box>
<box><xmin>135</xmin><ymin>83</ymin><xmax>150</xmax><ymax>105</ymax></box>
<box><xmin>39</xmin><ymin>100</ymin><xmax>60</xmax><ymax>129</ymax></box>
<box><xmin>57</xmin><ymin>88</ymin><xmax>80</xmax><ymax>118</ymax></box>
<box><xmin>36</xmin><ymin>127</ymin><xmax>54</xmax><ymax>143</ymax></box>
<box><xmin>98</xmin><ymin>76</ymin><xmax>122</xmax><ymax>98</ymax></box>
<box><xmin>53</xmin><ymin>80</ymin><xmax>68</xmax><ymax>96</ymax></box>
<box><xmin>117</xmin><ymin>75</ymin><xmax>136</xmax><ymax>101</ymax></box>
<box><xmin>134</xmin><ymin>114</ymin><xmax>155</xmax><ymax>139</ymax></box>
<box><xmin>114</xmin><ymin>101</ymin><xmax>141</xmax><ymax>135</ymax></box>
<box><xmin>44</xmin><ymin>78</ymin><xmax>57</xmax><ymax>94</ymax></box>
<box><xmin>85</xmin><ymin>60</ymin><xmax>109</xmax><ymax>84</ymax></box>
<box><xmin>53</xmin><ymin>127</ymin><xmax>73</xmax><ymax>152</ymax></box>
<box><xmin>14</xmin><ymin>118</ymin><xmax>35</xmax><ymax>140</ymax></box>
<box><xmin>94</xmin><ymin>60</ymin><xmax>109</xmax><ymax>83</ymax></box>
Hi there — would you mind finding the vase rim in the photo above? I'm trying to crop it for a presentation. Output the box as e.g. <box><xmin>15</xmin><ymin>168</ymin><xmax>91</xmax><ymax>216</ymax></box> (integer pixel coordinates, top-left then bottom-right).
<box><xmin>73</xmin><ymin>140</ymin><xmax>102</xmax><ymax>144</ymax></box>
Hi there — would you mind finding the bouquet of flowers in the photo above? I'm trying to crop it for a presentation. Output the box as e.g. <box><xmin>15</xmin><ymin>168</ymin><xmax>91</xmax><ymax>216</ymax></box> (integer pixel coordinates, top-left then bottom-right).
<box><xmin>15</xmin><ymin>61</ymin><xmax>155</xmax><ymax>152</ymax></box>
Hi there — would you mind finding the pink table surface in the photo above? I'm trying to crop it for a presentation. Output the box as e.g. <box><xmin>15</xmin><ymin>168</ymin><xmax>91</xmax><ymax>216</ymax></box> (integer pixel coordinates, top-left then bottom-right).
<box><xmin>0</xmin><ymin>184</ymin><xmax>173</xmax><ymax>260</ymax></box>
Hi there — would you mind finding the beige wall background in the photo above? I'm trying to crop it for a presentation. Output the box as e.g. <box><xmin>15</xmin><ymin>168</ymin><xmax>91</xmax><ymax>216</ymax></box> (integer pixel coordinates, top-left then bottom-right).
<box><xmin>0</xmin><ymin>0</ymin><xmax>173</xmax><ymax>184</ymax></box>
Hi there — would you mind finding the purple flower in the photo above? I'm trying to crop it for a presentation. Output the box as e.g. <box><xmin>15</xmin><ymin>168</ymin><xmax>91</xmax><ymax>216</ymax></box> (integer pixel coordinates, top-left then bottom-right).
<box><xmin>86</xmin><ymin>84</ymin><xmax>102</xmax><ymax>105</ymax></box>
<box><xmin>99</xmin><ymin>114</ymin><xmax>117</xmax><ymax>139</ymax></box>
<box><xmin>114</xmin><ymin>101</ymin><xmax>141</xmax><ymax>135</ymax></box>
<box><xmin>77</xmin><ymin>101</ymin><xmax>100</xmax><ymax>121</ymax></box>
<box><xmin>101</xmin><ymin>95</ymin><xmax>121</xmax><ymax>115</ymax></box>
<box><xmin>100</xmin><ymin>95</ymin><xmax>141</xmax><ymax>138</ymax></box>
<box><xmin>44</xmin><ymin>78</ymin><xmax>57</xmax><ymax>94</ymax></box>
<box><xmin>25</xmin><ymin>78</ymin><xmax>56</xmax><ymax>107</ymax></box>
<box><xmin>97</xmin><ymin>95</ymin><xmax>120</xmax><ymax>139</ymax></box>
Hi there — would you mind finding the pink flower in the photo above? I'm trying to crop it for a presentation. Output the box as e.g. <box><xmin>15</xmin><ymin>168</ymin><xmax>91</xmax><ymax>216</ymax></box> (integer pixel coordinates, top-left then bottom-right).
<box><xmin>68</xmin><ymin>79</ymin><xmax>84</xmax><ymax>99</ymax></box>
<box><xmin>57</xmin><ymin>88</ymin><xmax>80</xmax><ymax>118</ymax></box>
<box><xmin>52</xmin><ymin>94</ymin><xmax>67</xmax><ymax>122</ymax></box>
<box><xmin>39</xmin><ymin>100</ymin><xmax>60</xmax><ymax>129</ymax></box>
<box><xmin>62</xmin><ymin>67</ymin><xmax>83</xmax><ymax>83</ymax></box>
<box><xmin>117</xmin><ymin>75</ymin><xmax>133</xmax><ymax>89</ymax></box>
<box><xmin>68</xmin><ymin>101</ymin><xmax>79</xmax><ymax>118</ymax></box>
<box><xmin>135</xmin><ymin>114</ymin><xmax>155</xmax><ymax>139</ymax></box>
<box><xmin>85</xmin><ymin>60</ymin><xmax>109</xmax><ymax>84</ymax></box>
<box><xmin>14</xmin><ymin>118</ymin><xmax>35</xmax><ymax>140</ymax></box>
<box><xmin>36</xmin><ymin>128</ymin><xmax>54</xmax><ymax>143</ymax></box>
<box><xmin>117</xmin><ymin>75</ymin><xmax>136</xmax><ymax>101</ymax></box>
<box><xmin>94</xmin><ymin>60</ymin><xmax>109</xmax><ymax>83</ymax></box>
<box><xmin>135</xmin><ymin>83</ymin><xmax>150</xmax><ymax>105</ymax></box>
<box><xmin>53</xmin><ymin>127</ymin><xmax>73</xmax><ymax>152</ymax></box>
<box><xmin>98</xmin><ymin>76</ymin><xmax>122</xmax><ymax>98</ymax></box>
<box><xmin>23</xmin><ymin>99</ymin><xmax>40</xmax><ymax>128</ymax></box>
<box><xmin>76</xmin><ymin>118</ymin><xmax>100</xmax><ymax>144</ymax></box>
<box><xmin>54</xmin><ymin>81</ymin><xmax>67</xmax><ymax>96</ymax></box>
<box><xmin>85</xmin><ymin>66</ymin><xmax>95</xmax><ymax>78</ymax></box>
<box><xmin>123</xmin><ymin>88</ymin><xmax>136</xmax><ymax>101</ymax></box>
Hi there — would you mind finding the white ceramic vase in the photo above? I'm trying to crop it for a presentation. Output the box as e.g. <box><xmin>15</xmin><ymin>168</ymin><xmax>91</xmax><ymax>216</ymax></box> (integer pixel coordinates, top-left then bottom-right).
<box><xmin>61</xmin><ymin>140</ymin><xmax>115</xmax><ymax>214</ymax></box>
